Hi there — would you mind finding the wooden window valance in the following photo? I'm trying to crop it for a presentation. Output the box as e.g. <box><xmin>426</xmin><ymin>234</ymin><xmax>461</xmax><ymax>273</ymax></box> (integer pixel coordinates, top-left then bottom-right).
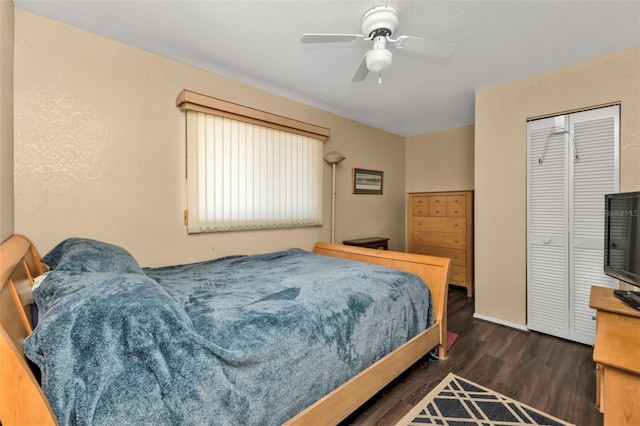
<box><xmin>175</xmin><ymin>89</ymin><xmax>330</xmax><ymax>141</ymax></box>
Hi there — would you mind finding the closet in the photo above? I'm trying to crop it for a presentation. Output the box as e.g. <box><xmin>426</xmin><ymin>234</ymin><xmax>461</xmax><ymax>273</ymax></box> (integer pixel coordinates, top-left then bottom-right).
<box><xmin>527</xmin><ymin>105</ymin><xmax>619</xmax><ymax>345</ymax></box>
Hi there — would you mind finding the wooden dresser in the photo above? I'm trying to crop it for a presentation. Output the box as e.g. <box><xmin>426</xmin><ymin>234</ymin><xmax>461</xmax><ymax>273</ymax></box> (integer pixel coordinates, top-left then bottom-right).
<box><xmin>408</xmin><ymin>190</ymin><xmax>473</xmax><ymax>296</ymax></box>
<box><xmin>589</xmin><ymin>286</ymin><xmax>640</xmax><ymax>425</ymax></box>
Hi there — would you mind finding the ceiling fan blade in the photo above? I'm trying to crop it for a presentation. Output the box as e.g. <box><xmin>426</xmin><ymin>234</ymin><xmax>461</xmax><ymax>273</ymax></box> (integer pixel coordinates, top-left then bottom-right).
<box><xmin>301</xmin><ymin>33</ymin><xmax>365</xmax><ymax>44</ymax></box>
<box><xmin>351</xmin><ymin>55</ymin><xmax>369</xmax><ymax>83</ymax></box>
<box><xmin>392</xmin><ymin>35</ymin><xmax>456</xmax><ymax>58</ymax></box>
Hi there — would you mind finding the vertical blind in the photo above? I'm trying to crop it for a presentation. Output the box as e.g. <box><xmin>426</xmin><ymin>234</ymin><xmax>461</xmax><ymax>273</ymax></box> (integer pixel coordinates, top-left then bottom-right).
<box><xmin>186</xmin><ymin>110</ymin><xmax>324</xmax><ymax>233</ymax></box>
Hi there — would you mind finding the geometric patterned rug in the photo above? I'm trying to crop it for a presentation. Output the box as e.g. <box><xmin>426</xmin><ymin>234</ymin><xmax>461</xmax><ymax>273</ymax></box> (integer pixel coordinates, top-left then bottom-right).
<box><xmin>395</xmin><ymin>373</ymin><xmax>575</xmax><ymax>426</ymax></box>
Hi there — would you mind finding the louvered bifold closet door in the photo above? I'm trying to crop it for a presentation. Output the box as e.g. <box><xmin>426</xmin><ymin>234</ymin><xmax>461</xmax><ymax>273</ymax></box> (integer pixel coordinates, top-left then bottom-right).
<box><xmin>527</xmin><ymin>105</ymin><xmax>619</xmax><ymax>344</ymax></box>
<box><xmin>569</xmin><ymin>106</ymin><xmax>619</xmax><ymax>345</ymax></box>
<box><xmin>527</xmin><ymin>117</ymin><xmax>569</xmax><ymax>339</ymax></box>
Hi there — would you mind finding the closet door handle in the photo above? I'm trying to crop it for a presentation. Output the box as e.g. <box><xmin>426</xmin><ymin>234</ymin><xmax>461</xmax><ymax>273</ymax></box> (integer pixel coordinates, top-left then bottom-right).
<box><xmin>543</xmin><ymin>238</ymin><xmax>551</xmax><ymax>245</ymax></box>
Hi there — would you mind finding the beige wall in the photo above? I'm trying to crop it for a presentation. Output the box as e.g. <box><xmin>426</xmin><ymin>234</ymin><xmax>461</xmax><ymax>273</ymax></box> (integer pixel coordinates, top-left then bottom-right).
<box><xmin>475</xmin><ymin>47</ymin><xmax>640</xmax><ymax>326</ymax></box>
<box><xmin>405</xmin><ymin>124</ymin><xmax>474</xmax><ymax>193</ymax></box>
<box><xmin>13</xmin><ymin>10</ymin><xmax>406</xmax><ymax>267</ymax></box>
<box><xmin>0</xmin><ymin>0</ymin><xmax>14</xmax><ymax>242</ymax></box>
<box><xmin>327</xmin><ymin>118</ymin><xmax>406</xmax><ymax>247</ymax></box>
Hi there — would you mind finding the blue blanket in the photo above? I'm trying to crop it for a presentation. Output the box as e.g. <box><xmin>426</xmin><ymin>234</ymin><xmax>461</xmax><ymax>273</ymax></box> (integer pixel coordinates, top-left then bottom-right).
<box><xmin>25</xmin><ymin>248</ymin><xmax>433</xmax><ymax>425</ymax></box>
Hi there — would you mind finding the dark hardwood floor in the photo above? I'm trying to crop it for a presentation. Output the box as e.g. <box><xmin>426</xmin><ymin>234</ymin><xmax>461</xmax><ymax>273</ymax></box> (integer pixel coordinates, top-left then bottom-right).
<box><xmin>343</xmin><ymin>286</ymin><xmax>603</xmax><ymax>425</ymax></box>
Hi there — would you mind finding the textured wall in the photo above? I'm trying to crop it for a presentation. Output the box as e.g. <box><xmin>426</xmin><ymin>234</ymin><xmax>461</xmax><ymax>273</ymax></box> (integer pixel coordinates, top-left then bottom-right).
<box><xmin>13</xmin><ymin>10</ymin><xmax>406</xmax><ymax>266</ymax></box>
<box><xmin>475</xmin><ymin>47</ymin><xmax>640</xmax><ymax>326</ymax></box>
<box><xmin>0</xmin><ymin>0</ymin><xmax>14</xmax><ymax>242</ymax></box>
<box><xmin>405</xmin><ymin>124</ymin><xmax>474</xmax><ymax>194</ymax></box>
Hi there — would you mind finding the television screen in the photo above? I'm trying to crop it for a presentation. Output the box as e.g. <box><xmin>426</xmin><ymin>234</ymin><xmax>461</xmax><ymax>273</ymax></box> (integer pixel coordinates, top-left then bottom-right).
<box><xmin>604</xmin><ymin>191</ymin><xmax>640</xmax><ymax>287</ymax></box>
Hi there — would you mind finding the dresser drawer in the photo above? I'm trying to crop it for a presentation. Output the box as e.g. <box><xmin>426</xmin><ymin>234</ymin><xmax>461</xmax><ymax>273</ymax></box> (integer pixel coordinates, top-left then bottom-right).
<box><xmin>450</xmin><ymin>265</ymin><xmax>468</xmax><ymax>284</ymax></box>
<box><xmin>428</xmin><ymin>196</ymin><xmax>447</xmax><ymax>216</ymax></box>
<box><xmin>411</xmin><ymin>217</ymin><xmax>466</xmax><ymax>233</ymax></box>
<box><xmin>412</xmin><ymin>231</ymin><xmax>467</xmax><ymax>249</ymax></box>
<box><xmin>412</xmin><ymin>246</ymin><xmax>466</xmax><ymax>266</ymax></box>
<box><xmin>446</xmin><ymin>196</ymin><xmax>467</xmax><ymax>217</ymax></box>
<box><xmin>411</xmin><ymin>196</ymin><xmax>429</xmax><ymax>216</ymax></box>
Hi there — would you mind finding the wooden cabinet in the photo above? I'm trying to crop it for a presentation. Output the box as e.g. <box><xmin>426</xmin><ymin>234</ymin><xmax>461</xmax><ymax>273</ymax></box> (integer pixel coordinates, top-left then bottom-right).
<box><xmin>408</xmin><ymin>191</ymin><xmax>473</xmax><ymax>296</ymax></box>
<box><xmin>589</xmin><ymin>286</ymin><xmax>640</xmax><ymax>425</ymax></box>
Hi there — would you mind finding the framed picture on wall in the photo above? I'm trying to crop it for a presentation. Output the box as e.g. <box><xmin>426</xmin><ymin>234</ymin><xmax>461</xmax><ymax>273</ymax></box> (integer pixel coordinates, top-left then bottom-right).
<box><xmin>353</xmin><ymin>168</ymin><xmax>383</xmax><ymax>194</ymax></box>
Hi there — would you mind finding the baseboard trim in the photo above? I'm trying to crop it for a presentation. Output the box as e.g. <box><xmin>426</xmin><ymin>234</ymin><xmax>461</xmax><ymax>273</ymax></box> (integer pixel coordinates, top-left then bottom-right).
<box><xmin>472</xmin><ymin>313</ymin><xmax>529</xmax><ymax>332</ymax></box>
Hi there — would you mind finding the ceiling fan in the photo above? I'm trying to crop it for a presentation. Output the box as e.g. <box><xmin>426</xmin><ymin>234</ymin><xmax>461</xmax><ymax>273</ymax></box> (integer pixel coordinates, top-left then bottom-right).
<box><xmin>301</xmin><ymin>5</ymin><xmax>456</xmax><ymax>84</ymax></box>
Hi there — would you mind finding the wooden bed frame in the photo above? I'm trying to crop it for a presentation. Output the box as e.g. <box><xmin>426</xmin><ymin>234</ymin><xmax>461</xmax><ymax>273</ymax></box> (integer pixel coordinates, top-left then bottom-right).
<box><xmin>0</xmin><ymin>236</ymin><xmax>450</xmax><ymax>426</ymax></box>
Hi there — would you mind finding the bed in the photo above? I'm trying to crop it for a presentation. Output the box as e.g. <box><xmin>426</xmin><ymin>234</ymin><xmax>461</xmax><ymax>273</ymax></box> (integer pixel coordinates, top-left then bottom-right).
<box><xmin>0</xmin><ymin>235</ymin><xmax>450</xmax><ymax>425</ymax></box>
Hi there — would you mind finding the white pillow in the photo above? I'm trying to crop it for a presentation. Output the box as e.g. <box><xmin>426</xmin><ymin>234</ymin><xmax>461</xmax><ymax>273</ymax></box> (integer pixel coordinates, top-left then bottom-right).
<box><xmin>32</xmin><ymin>271</ymin><xmax>50</xmax><ymax>290</ymax></box>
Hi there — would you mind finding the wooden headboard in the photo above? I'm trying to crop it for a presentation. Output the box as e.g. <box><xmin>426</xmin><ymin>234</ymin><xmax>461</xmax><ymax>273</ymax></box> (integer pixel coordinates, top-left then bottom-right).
<box><xmin>0</xmin><ymin>235</ymin><xmax>57</xmax><ymax>425</ymax></box>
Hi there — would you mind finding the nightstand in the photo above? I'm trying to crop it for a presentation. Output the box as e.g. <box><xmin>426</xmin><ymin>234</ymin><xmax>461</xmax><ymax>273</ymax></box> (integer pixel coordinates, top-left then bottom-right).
<box><xmin>342</xmin><ymin>237</ymin><xmax>389</xmax><ymax>250</ymax></box>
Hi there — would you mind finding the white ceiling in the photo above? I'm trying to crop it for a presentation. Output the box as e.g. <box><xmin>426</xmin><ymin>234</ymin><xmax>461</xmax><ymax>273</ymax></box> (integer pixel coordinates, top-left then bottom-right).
<box><xmin>13</xmin><ymin>1</ymin><xmax>640</xmax><ymax>137</ymax></box>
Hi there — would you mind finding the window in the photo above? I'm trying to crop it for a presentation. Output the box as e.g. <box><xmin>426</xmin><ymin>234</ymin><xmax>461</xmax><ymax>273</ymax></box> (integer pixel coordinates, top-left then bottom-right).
<box><xmin>177</xmin><ymin>90</ymin><xmax>330</xmax><ymax>233</ymax></box>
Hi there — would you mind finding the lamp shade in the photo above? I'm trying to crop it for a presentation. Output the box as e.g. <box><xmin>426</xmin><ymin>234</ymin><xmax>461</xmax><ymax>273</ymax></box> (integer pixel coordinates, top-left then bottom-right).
<box><xmin>365</xmin><ymin>48</ymin><xmax>392</xmax><ymax>73</ymax></box>
<box><xmin>324</xmin><ymin>151</ymin><xmax>346</xmax><ymax>164</ymax></box>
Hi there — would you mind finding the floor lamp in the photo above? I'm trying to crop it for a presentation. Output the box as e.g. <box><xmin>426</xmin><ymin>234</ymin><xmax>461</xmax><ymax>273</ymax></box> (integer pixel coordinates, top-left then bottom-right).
<box><xmin>324</xmin><ymin>151</ymin><xmax>346</xmax><ymax>244</ymax></box>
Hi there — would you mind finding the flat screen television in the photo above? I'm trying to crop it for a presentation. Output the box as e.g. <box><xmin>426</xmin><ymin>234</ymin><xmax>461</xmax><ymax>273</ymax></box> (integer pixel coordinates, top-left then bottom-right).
<box><xmin>604</xmin><ymin>191</ymin><xmax>640</xmax><ymax>292</ymax></box>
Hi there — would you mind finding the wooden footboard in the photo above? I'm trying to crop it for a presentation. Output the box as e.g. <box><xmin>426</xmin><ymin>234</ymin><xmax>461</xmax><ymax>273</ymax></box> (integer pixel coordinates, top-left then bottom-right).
<box><xmin>313</xmin><ymin>242</ymin><xmax>449</xmax><ymax>342</ymax></box>
<box><xmin>284</xmin><ymin>242</ymin><xmax>450</xmax><ymax>426</ymax></box>
<box><xmin>0</xmin><ymin>237</ymin><xmax>449</xmax><ymax>426</ymax></box>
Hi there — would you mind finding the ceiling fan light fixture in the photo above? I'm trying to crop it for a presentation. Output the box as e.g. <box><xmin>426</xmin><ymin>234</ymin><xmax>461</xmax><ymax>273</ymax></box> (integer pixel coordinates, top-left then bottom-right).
<box><xmin>365</xmin><ymin>48</ymin><xmax>392</xmax><ymax>73</ymax></box>
<box><xmin>300</xmin><ymin>4</ymin><xmax>456</xmax><ymax>83</ymax></box>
